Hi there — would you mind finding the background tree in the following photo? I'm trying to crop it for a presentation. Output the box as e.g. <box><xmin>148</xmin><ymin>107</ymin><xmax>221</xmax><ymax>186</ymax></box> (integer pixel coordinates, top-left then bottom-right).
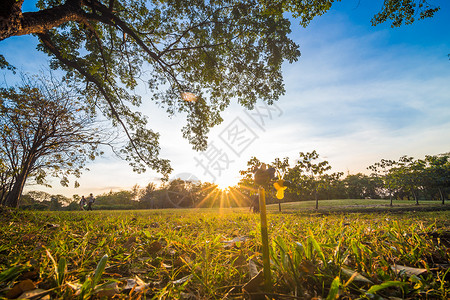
<box><xmin>18</xmin><ymin>190</ymin><xmax>71</xmax><ymax>210</ymax></box>
<box><xmin>161</xmin><ymin>178</ymin><xmax>197</xmax><ymax>208</ymax></box>
<box><xmin>0</xmin><ymin>0</ymin><xmax>441</xmax><ymax>177</ymax></box>
<box><xmin>95</xmin><ymin>190</ymin><xmax>135</xmax><ymax>209</ymax></box>
<box><xmin>368</xmin><ymin>159</ymin><xmax>397</xmax><ymax>206</ymax></box>
<box><xmin>342</xmin><ymin>173</ymin><xmax>381</xmax><ymax>200</ymax></box>
<box><xmin>292</xmin><ymin>151</ymin><xmax>331</xmax><ymax>209</ymax></box>
<box><xmin>424</xmin><ymin>154</ymin><xmax>450</xmax><ymax>204</ymax></box>
<box><xmin>189</xmin><ymin>181</ymin><xmax>220</xmax><ymax>208</ymax></box>
<box><xmin>319</xmin><ymin>172</ymin><xmax>344</xmax><ymax>200</ymax></box>
<box><xmin>0</xmin><ymin>75</ymin><xmax>108</xmax><ymax>207</ymax></box>
<box><xmin>138</xmin><ymin>182</ymin><xmax>157</xmax><ymax>209</ymax></box>
<box><xmin>394</xmin><ymin>156</ymin><xmax>425</xmax><ymax>204</ymax></box>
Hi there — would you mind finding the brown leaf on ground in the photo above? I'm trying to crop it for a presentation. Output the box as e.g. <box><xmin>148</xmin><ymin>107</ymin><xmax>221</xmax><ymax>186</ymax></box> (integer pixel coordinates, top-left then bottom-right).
<box><xmin>123</xmin><ymin>276</ymin><xmax>156</xmax><ymax>293</ymax></box>
<box><xmin>232</xmin><ymin>254</ymin><xmax>247</xmax><ymax>268</ymax></box>
<box><xmin>130</xmin><ymin>268</ymin><xmax>148</xmax><ymax>274</ymax></box>
<box><xmin>43</xmin><ymin>223</ymin><xmax>59</xmax><ymax>229</ymax></box>
<box><xmin>222</xmin><ymin>236</ymin><xmax>252</xmax><ymax>249</ymax></box>
<box><xmin>242</xmin><ymin>270</ymin><xmax>264</xmax><ymax>293</ymax></box>
<box><xmin>390</xmin><ymin>264</ymin><xmax>428</xmax><ymax>276</ymax></box>
<box><xmin>17</xmin><ymin>289</ymin><xmax>50</xmax><ymax>299</ymax></box>
<box><xmin>341</xmin><ymin>267</ymin><xmax>374</xmax><ymax>284</ymax></box>
<box><xmin>5</xmin><ymin>285</ymin><xmax>23</xmax><ymax>299</ymax></box>
<box><xmin>123</xmin><ymin>236</ymin><xmax>137</xmax><ymax>250</ymax></box>
<box><xmin>248</xmin><ymin>259</ymin><xmax>260</xmax><ymax>279</ymax></box>
<box><xmin>94</xmin><ymin>282</ymin><xmax>119</xmax><ymax>298</ymax></box>
<box><xmin>147</xmin><ymin>241</ymin><xmax>163</xmax><ymax>253</ymax></box>
<box><xmin>5</xmin><ymin>279</ymin><xmax>36</xmax><ymax>299</ymax></box>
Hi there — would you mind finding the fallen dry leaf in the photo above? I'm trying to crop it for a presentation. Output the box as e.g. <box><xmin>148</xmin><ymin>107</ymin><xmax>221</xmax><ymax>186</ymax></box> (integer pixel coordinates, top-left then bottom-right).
<box><xmin>123</xmin><ymin>236</ymin><xmax>137</xmax><ymax>250</ymax></box>
<box><xmin>171</xmin><ymin>274</ymin><xmax>192</xmax><ymax>285</ymax></box>
<box><xmin>341</xmin><ymin>267</ymin><xmax>374</xmax><ymax>284</ymax></box>
<box><xmin>222</xmin><ymin>236</ymin><xmax>252</xmax><ymax>249</ymax></box>
<box><xmin>242</xmin><ymin>270</ymin><xmax>264</xmax><ymax>293</ymax></box>
<box><xmin>94</xmin><ymin>282</ymin><xmax>119</xmax><ymax>298</ymax></box>
<box><xmin>147</xmin><ymin>241</ymin><xmax>163</xmax><ymax>253</ymax></box>
<box><xmin>391</xmin><ymin>264</ymin><xmax>428</xmax><ymax>276</ymax></box>
<box><xmin>17</xmin><ymin>289</ymin><xmax>50</xmax><ymax>299</ymax></box>
<box><xmin>6</xmin><ymin>279</ymin><xmax>36</xmax><ymax>299</ymax></box>
<box><xmin>248</xmin><ymin>259</ymin><xmax>260</xmax><ymax>279</ymax></box>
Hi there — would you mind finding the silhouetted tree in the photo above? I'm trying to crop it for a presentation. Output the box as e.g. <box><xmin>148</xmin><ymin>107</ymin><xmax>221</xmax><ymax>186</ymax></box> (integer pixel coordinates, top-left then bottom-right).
<box><xmin>1</xmin><ymin>75</ymin><xmax>108</xmax><ymax>207</ymax></box>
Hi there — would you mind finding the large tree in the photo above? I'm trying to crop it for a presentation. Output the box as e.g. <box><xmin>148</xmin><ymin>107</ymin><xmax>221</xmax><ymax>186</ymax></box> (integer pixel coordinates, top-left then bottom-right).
<box><xmin>0</xmin><ymin>0</ymin><xmax>441</xmax><ymax>175</ymax></box>
<box><xmin>0</xmin><ymin>75</ymin><xmax>111</xmax><ymax>207</ymax></box>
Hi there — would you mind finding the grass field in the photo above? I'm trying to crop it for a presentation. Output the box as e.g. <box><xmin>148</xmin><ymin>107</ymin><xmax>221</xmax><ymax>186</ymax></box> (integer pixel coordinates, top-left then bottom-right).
<box><xmin>1</xmin><ymin>200</ymin><xmax>449</xmax><ymax>299</ymax></box>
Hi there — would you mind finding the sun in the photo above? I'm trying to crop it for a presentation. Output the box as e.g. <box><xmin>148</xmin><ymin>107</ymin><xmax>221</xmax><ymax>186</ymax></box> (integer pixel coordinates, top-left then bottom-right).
<box><xmin>193</xmin><ymin>176</ymin><xmax>250</xmax><ymax>209</ymax></box>
<box><xmin>215</xmin><ymin>175</ymin><xmax>239</xmax><ymax>190</ymax></box>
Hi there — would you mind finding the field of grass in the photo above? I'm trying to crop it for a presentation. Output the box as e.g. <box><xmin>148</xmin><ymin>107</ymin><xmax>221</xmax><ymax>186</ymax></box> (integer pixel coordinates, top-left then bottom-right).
<box><xmin>1</xmin><ymin>200</ymin><xmax>449</xmax><ymax>299</ymax></box>
<box><xmin>268</xmin><ymin>199</ymin><xmax>448</xmax><ymax>213</ymax></box>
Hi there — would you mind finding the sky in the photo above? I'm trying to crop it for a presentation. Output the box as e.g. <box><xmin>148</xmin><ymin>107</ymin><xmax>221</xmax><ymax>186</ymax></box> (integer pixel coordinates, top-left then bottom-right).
<box><xmin>2</xmin><ymin>0</ymin><xmax>450</xmax><ymax>198</ymax></box>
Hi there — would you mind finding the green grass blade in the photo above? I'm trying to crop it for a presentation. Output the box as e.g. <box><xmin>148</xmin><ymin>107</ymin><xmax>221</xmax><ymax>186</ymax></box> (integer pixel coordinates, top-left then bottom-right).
<box><xmin>92</xmin><ymin>254</ymin><xmax>108</xmax><ymax>288</ymax></box>
<box><xmin>307</xmin><ymin>236</ymin><xmax>326</xmax><ymax>266</ymax></box>
<box><xmin>367</xmin><ymin>281</ymin><xmax>407</xmax><ymax>294</ymax></box>
<box><xmin>57</xmin><ymin>257</ymin><xmax>66</xmax><ymax>286</ymax></box>
<box><xmin>326</xmin><ymin>276</ymin><xmax>340</xmax><ymax>300</ymax></box>
<box><xmin>0</xmin><ymin>265</ymin><xmax>26</xmax><ymax>283</ymax></box>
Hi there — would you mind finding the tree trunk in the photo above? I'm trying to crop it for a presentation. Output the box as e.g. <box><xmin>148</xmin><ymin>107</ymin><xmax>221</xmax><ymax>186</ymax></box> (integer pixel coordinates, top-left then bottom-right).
<box><xmin>438</xmin><ymin>187</ymin><xmax>444</xmax><ymax>205</ymax></box>
<box><xmin>412</xmin><ymin>190</ymin><xmax>419</xmax><ymax>205</ymax></box>
<box><xmin>278</xmin><ymin>200</ymin><xmax>281</xmax><ymax>212</ymax></box>
<box><xmin>4</xmin><ymin>173</ymin><xmax>27</xmax><ymax>208</ymax></box>
<box><xmin>315</xmin><ymin>189</ymin><xmax>318</xmax><ymax>210</ymax></box>
<box><xmin>389</xmin><ymin>190</ymin><xmax>393</xmax><ymax>206</ymax></box>
<box><xmin>4</xmin><ymin>160</ymin><xmax>32</xmax><ymax>208</ymax></box>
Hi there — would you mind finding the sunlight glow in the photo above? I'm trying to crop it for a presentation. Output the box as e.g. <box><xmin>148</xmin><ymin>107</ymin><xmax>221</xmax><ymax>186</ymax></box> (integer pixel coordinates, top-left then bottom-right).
<box><xmin>215</xmin><ymin>175</ymin><xmax>239</xmax><ymax>190</ymax></box>
<box><xmin>193</xmin><ymin>181</ymin><xmax>254</xmax><ymax>210</ymax></box>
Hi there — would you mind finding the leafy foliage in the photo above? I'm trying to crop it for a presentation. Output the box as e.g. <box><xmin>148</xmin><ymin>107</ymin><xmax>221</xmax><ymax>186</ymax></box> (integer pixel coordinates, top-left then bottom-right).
<box><xmin>0</xmin><ymin>75</ymin><xmax>107</xmax><ymax>207</ymax></box>
<box><xmin>371</xmin><ymin>0</ymin><xmax>440</xmax><ymax>27</ymax></box>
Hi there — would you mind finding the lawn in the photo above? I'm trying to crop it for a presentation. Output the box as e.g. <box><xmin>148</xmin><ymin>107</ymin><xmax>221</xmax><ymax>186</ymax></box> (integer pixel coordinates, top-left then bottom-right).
<box><xmin>0</xmin><ymin>200</ymin><xmax>449</xmax><ymax>299</ymax></box>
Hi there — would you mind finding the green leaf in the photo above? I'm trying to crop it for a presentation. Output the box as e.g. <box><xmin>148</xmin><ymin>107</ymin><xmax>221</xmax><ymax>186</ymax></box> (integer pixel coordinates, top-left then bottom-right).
<box><xmin>326</xmin><ymin>276</ymin><xmax>340</xmax><ymax>300</ymax></box>
<box><xmin>367</xmin><ymin>281</ymin><xmax>408</xmax><ymax>294</ymax></box>
<box><xmin>92</xmin><ymin>254</ymin><xmax>108</xmax><ymax>288</ymax></box>
<box><xmin>56</xmin><ymin>257</ymin><xmax>66</xmax><ymax>286</ymax></box>
<box><xmin>0</xmin><ymin>265</ymin><xmax>26</xmax><ymax>283</ymax></box>
<box><xmin>307</xmin><ymin>235</ymin><xmax>326</xmax><ymax>266</ymax></box>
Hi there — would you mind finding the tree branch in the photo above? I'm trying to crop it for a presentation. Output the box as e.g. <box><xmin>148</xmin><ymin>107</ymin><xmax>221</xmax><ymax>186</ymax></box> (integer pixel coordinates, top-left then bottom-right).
<box><xmin>85</xmin><ymin>0</ymin><xmax>183</xmax><ymax>90</ymax></box>
<box><xmin>38</xmin><ymin>32</ymin><xmax>155</xmax><ymax>168</ymax></box>
<box><xmin>0</xmin><ymin>0</ymin><xmax>87</xmax><ymax>40</ymax></box>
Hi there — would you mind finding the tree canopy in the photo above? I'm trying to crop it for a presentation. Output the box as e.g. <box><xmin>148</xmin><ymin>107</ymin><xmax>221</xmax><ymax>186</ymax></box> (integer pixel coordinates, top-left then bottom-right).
<box><xmin>0</xmin><ymin>0</ymin><xmax>441</xmax><ymax>177</ymax></box>
<box><xmin>0</xmin><ymin>75</ymin><xmax>109</xmax><ymax>207</ymax></box>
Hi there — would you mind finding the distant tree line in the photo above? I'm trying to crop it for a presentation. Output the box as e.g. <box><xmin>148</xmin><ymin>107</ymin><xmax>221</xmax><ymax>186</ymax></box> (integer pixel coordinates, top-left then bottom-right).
<box><xmin>239</xmin><ymin>151</ymin><xmax>450</xmax><ymax>207</ymax></box>
<box><xmin>19</xmin><ymin>180</ymin><xmax>238</xmax><ymax>211</ymax></box>
<box><xmin>18</xmin><ymin>151</ymin><xmax>449</xmax><ymax>211</ymax></box>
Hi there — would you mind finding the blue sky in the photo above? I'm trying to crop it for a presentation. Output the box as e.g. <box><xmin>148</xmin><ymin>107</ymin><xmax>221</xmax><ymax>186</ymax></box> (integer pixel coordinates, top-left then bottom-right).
<box><xmin>2</xmin><ymin>0</ymin><xmax>450</xmax><ymax>197</ymax></box>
